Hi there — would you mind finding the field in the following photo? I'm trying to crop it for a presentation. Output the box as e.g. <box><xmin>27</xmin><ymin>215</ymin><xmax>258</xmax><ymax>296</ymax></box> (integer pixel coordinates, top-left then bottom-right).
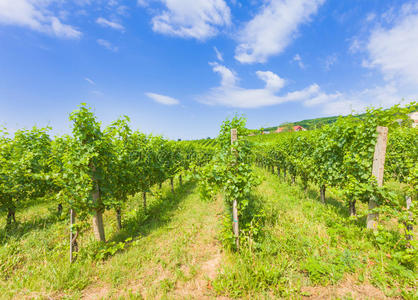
<box><xmin>0</xmin><ymin>104</ymin><xmax>416</xmax><ymax>299</ymax></box>
<box><xmin>2</xmin><ymin>1</ymin><xmax>418</xmax><ymax>298</ymax></box>
<box><xmin>0</xmin><ymin>167</ymin><xmax>416</xmax><ymax>299</ymax></box>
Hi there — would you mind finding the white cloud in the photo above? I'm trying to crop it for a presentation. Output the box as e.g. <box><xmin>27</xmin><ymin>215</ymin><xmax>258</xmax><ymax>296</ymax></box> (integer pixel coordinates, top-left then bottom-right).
<box><xmin>255</xmin><ymin>70</ymin><xmax>285</xmax><ymax>91</ymax></box>
<box><xmin>85</xmin><ymin>77</ymin><xmax>95</xmax><ymax>85</ymax></box>
<box><xmin>97</xmin><ymin>39</ymin><xmax>119</xmax><ymax>52</ymax></box>
<box><xmin>50</xmin><ymin>17</ymin><xmax>82</xmax><ymax>39</ymax></box>
<box><xmin>214</xmin><ymin>46</ymin><xmax>223</xmax><ymax>61</ymax></box>
<box><xmin>116</xmin><ymin>5</ymin><xmax>129</xmax><ymax>16</ymax></box>
<box><xmin>324</xmin><ymin>53</ymin><xmax>337</xmax><ymax>70</ymax></box>
<box><xmin>108</xmin><ymin>0</ymin><xmax>119</xmax><ymax>6</ymax></box>
<box><xmin>293</xmin><ymin>53</ymin><xmax>305</xmax><ymax>69</ymax></box>
<box><xmin>303</xmin><ymin>92</ymin><xmax>341</xmax><ymax>108</ymax></box>
<box><xmin>235</xmin><ymin>0</ymin><xmax>324</xmax><ymax>63</ymax></box>
<box><xmin>150</xmin><ymin>0</ymin><xmax>231</xmax><ymax>40</ymax></box>
<box><xmin>0</xmin><ymin>0</ymin><xmax>81</xmax><ymax>39</ymax></box>
<box><xmin>199</xmin><ymin>61</ymin><xmax>414</xmax><ymax>112</ymax></box>
<box><xmin>365</xmin><ymin>10</ymin><xmax>418</xmax><ymax>86</ymax></box>
<box><xmin>146</xmin><ymin>92</ymin><xmax>180</xmax><ymax>105</ymax></box>
<box><xmin>366</xmin><ymin>13</ymin><xmax>376</xmax><ymax>22</ymax></box>
<box><xmin>96</xmin><ymin>17</ymin><xmax>125</xmax><ymax>31</ymax></box>
<box><xmin>91</xmin><ymin>90</ymin><xmax>104</xmax><ymax>96</ymax></box>
<box><xmin>210</xmin><ymin>62</ymin><xmax>237</xmax><ymax>86</ymax></box>
<box><xmin>316</xmin><ymin>84</ymin><xmax>411</xmax><ymax>116</ymax></box>
<box><xmin>349</xmin><ymin>37</ymin><xmax>362</xmax><ymax>53</ymax></box>
<box><xmin>199</xmin><ymin>63</ymin><xmax>328</xmax><ymax>108</ymax></box>
<box><xmin>137</xmin><ymin>0</ymin><xmax>148</xmax><ymax>7</ymax></box>
<box><xmin>311</xmin><ymin>4</ymin><xmax>418</xmax><ymax>117</ymax></box>
<box><xmin>303</xmin><ymin>82</ymin><xmax>418</xmax><ymax>116</ymax></box>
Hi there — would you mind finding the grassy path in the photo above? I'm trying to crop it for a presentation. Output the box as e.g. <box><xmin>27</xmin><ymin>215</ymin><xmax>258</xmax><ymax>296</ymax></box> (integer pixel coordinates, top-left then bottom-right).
<box><xmin>213</xmin><ymin>167</ymin><xmax>411</xmax><ymax>299</ymax></box>
<box><xmin>0</xmin><ymin>180</ymin><xmax>226</xmax><ymax>299</ymax></box>
<box><xmin>81</xmin><ymin>181</ymin><xmax>225</xmax><ymax>299</ymax></box>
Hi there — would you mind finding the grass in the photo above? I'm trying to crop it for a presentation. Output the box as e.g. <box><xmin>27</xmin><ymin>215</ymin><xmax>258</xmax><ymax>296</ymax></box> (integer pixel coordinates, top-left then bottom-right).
<box><xmin>0</xmin><ymin>168</ymin><xmax>416</xmax><ymax>299</ymax></box>
<box><xmin>0</xmin><ymin>177</ymin><xmax>224</xmax><ymax>299</ymax></box>
<box><xmin>213</xmin><ymin>167</ymin><xmax>417</xmax><ymax>299</ymax></box>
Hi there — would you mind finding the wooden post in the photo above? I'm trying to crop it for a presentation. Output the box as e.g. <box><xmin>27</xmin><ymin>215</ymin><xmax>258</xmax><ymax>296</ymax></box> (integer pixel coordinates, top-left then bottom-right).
<box><xmin>405</xmin><ymin>196</ymin><xmax>413</xmax><ymax>244</ymax></box>
<box><xmin>6</xmin><ymin>207</ymin><xmax>16</xmax><ymax>225</ymax></box>
<box><xmin>70</xmin><ymin>209</ymin><xmax>75</xmax><ymax>263</ymax></box>
<box><xmin>170</xmin><ymin>178</ymin><xmax>174</xmax><ymax>193</ymax></box>
<box><xmin>320</xmin><ymin>185</ymin><xmax>326</xmax><ymax>203</ymax></box>
<box><xmin>116</xmin><ymin>208</ymin><xmax>122</xmax><ymax>230</ymax></box>
<box><xmin>367</xmin><ymin>126</ymin><xmax>388</xmax><ymax>230</ymax></box>
<box><xmin>231</xmin><ymin>128</ymin><xmax>239</xmax><ymax>250</ymax></box>
<box><xmin>233</xmin><ymin>199</ymin><xmax>239</xmax><ymax>249</ymax></box>
<box><xmin>349</xmin><ymin>200</ymin><xmax>357</xmax><ymax>217</ymax></box>
<box><xmin>142</xmin><ymin>191</ymin><xmax>147</xmax><ymax>212</ymax></box>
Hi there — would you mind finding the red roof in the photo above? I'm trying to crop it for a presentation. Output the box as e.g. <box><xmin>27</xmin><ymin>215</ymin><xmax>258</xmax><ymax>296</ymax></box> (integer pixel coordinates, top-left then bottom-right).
<box><xmin>276</xmin><ymin>125</ymin><xmax>306</xmax><ymax>132</ymax></box>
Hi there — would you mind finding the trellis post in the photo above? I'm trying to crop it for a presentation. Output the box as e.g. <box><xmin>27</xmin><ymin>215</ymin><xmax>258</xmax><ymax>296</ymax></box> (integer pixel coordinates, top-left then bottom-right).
<box><xmin>70</xmin><ymin>209</ymin><xmax>76</xmax><ymax>263</ymax></box>
<box><xmin>367</xmin><ymin>126</ymin><xmax>388</xmax><ymax>230</ymax></box>
<box><xmin>231</xmin><ymin>128</ymin><xmax>239</xmax><ymax>250</ymax></box>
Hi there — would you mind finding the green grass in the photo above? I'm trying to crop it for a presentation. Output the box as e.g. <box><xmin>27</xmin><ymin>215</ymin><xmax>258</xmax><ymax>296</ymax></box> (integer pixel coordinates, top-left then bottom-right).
<box><xmin>213</xmin><ymin>167</ymin><xmax>416</xmax><ymax>299</ymax></box>
<box><xmin>0</xmin><ymin>168</ymin><xmax>416</xmax><ymax>299</ymax></box>
<box><xmin>0</xmin><ymin>177</ymin><xmax>224</xmax><ymax>299</ymax></box>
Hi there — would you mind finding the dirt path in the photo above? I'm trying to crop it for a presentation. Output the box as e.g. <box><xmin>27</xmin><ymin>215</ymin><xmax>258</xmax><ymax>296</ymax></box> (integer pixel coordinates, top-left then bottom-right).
<box><xmin>169</xmin><ymin>196</ymin><xmax>226</xmax><ymax>299</ymax></box>
<box><xmin>82</xmin><ymin>189</ymin><xmax>226</xmax><ymax>300</ymax></box>
<box><xmin>301</xmin><ymin>276</ymin><xmax>392</xmax><ymax>299</ymax></box>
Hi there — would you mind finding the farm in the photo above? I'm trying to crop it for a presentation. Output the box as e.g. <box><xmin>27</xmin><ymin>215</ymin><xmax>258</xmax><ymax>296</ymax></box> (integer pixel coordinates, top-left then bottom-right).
<box><xmin>0</xmin><ymin>103</ymin><xmax>416</xmax><ymax>299</ymax></box>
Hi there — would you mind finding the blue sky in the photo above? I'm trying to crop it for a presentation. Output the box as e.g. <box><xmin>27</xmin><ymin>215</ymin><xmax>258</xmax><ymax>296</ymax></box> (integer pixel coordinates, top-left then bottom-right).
<box><xmin>0</xmin><ymin>0</ymin><xmax>417</xmax><ymax>139</ymax></box>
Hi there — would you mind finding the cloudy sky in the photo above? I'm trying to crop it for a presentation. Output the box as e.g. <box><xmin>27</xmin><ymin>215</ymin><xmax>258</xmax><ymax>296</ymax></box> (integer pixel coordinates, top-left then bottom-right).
<box><xmin>0</xmin><ymin>0</ymin><xmax>417</xmax><ymax>139</ymax></box>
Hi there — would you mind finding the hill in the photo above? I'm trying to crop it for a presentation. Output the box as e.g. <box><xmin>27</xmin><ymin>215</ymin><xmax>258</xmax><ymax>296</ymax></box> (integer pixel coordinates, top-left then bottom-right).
<box><xmin>260</xmin><ymin>115</ymin><xmax>340</xmax><ymax>132</ymax></box>
<box><xmin>259</xmin><ymin>105</ymin><xmax>418</xmax><ymax>132</ymax></box>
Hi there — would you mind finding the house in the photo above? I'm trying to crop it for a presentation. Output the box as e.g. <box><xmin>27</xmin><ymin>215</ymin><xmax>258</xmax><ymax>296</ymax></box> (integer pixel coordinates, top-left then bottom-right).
<box><xmin>409</xmin><ymin>112</ymin><xmax>418</xmax><ymax>128</ymax></box>
<box><xmin>262</xmin><ymin>131</ymin><xmax>270</xmax><ymax>135</ymax></box>
<box><xmin>293</xmin><ymin>125</ymin><xmax>306</xmax><ymax>132</ymax></box>
<box><xmin>275</xmin><ymin>125</ymin><xmax>307</xmax><ymax>133</ymax></box>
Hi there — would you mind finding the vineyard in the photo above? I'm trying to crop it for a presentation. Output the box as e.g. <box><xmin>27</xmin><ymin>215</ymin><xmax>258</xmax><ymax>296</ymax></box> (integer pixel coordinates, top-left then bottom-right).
<box><xmin>0</xmin><ymin>103</ymin><xmax>417</xmax><ymax>299</ymax></box>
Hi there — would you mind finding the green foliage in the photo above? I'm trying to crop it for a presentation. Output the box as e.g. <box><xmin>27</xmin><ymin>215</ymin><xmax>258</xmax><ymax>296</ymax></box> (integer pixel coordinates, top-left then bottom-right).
<box><xmin>252</xmin><ymin>103</ymin><xmax>417</xmax><ymax>222</ymax></box>
<box><xmin>246</xmin><ymin>103</ymin><xmax>417</xmax><ymax>296</ymax></box>
<box><xmin>213</xmin><ymin>167</ymin><xmax>416</xmax><ymax>298</ymax></box>
<box><xmin>0</xmin><ymin>102</ymin><xmax>417</xmax><ymax>298</ymax></box>
<box><xmin>0</xmin><ymin>126</ymin><xmax>52</xmax><ymax>222</ymax></box>
<box><xmin>80</xmin><ymin>237</ymin><xmax>136</xmax><ymax>261</ymax></box>
<box><xmin>197</xmin><ymin>115</ymin><xmax>260</xmax><ymax>250</ymax></box>
<box><xmin>1</xmin><ymin>103</ymin><xmax>216</xmax><ymax>252</ymax></box>
<box><xmin>302</xmin><ymin>249</ymin><xmax>361</xmax><ymax>285</ymax></box>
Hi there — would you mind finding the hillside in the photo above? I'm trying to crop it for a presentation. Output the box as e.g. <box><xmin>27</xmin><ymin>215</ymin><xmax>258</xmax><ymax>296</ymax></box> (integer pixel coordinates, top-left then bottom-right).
<box><xmin>258</xmin><ymin>106</ymin><xmax>417</xmax><ymax>132</ymax></box>
<box><xmin>260</xmin><ymin>115</ymin><xmax>340</xmax><ymax>132</ymax></box>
